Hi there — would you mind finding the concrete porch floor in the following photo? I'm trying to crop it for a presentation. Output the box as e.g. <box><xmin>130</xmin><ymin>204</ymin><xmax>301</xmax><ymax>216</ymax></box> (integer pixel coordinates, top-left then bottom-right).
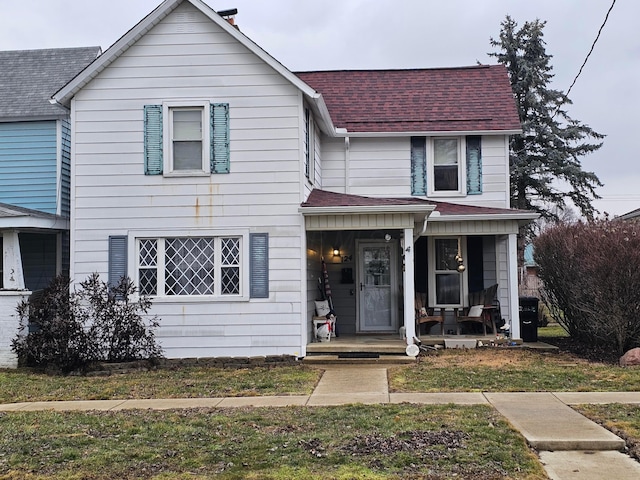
<box><xmin>305</xmin><ymin>334</ymin><xmax>558</xmax><ymax>356</ymax></box>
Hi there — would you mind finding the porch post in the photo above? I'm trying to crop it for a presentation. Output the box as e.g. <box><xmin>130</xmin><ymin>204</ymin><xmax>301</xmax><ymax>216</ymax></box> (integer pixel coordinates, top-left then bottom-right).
<box><xmin>2</xmin><ymin>230</ymin><xmax>26</xmax><ymax>290</ymax></box>
<box><xmin>507</xmin><ymin>233</ymin><xmax>521</xmax><ymax>340</ymax></box>
<box><xmin>403</xmin><ymin>227</ymin><xmax>416</xmax><ymax>345</ymax></box>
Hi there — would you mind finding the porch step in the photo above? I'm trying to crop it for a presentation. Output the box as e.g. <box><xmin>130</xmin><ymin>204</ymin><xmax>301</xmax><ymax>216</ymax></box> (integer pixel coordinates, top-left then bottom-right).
<box><xmin>302</xmin><ymin>354</ymin><xmax>417</xmax><ymax>365</ymax></box>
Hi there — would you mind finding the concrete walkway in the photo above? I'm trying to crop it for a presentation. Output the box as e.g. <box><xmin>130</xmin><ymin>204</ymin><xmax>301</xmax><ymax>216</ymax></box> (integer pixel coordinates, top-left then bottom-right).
<box><xmin>2</xmin><ymin>365</ymin><xmax>640</xmax><ymax>479</ymax></box>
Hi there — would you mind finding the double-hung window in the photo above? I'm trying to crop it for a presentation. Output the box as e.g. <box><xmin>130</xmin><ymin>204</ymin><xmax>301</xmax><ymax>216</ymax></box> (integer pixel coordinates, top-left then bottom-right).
<box><xmin>433</xmin><ymin>138</ymin><xmax>461</xmax><ymax>192</ymax></box>
<box><xmin>144</xmin><ymin>101</ymin><xmax>230</xmax><ymax>176</ymax></box>
<box><xmin>411</xmin><ymin>136</ymin><xmax>482</xmax><ymax>197</ymax></box>
<box><xmin>164</xmin><ymin>102</ymin><xmax>210</xmax><ymax>175</ymax></box>
<box><xmin>137</xmin><ymin>235</ymin><xmax>241</xmax><ymax>297</ymax></box>
<box><xmin>431</xmin><ymin>237</ymin><xmax>464</xmax><ymax>307</ymax></box>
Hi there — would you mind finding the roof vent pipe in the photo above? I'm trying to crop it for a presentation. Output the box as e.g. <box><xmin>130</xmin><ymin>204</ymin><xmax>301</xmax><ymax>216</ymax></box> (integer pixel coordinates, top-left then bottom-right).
<box><xmin>218</xmin><ymin>8</ymin><xmax>238</xmax><ymax>28</ymax></box>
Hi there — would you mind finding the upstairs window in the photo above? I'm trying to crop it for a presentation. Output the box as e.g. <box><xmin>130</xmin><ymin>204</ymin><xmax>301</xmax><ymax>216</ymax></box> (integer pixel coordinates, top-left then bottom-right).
<box><xmin>410</xmin><ymin>136</ymin><xmax>482</xmax><ymax>197</ymax></box>
<box><xmin>144</xmin><ymin>102</ymin><xmax>229</xmax><ymax>176</ymax></box>
<box><xmin>170</xmin><ymin>107</ymin><xmax>205</xmax><ymax>172</ymax></box>
<box><xmin>433</xmin><ymin>138</ymin><xmax>460</xmax><ymax>192</ymax></box>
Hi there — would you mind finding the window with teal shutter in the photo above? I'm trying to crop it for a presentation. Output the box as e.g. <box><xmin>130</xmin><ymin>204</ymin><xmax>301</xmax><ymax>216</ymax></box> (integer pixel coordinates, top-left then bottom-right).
<box><xmin>144</xmin><ymin>105</ymin><xmax>163</xmax><ymax>175</ymax></box>
<box><xmin>410</xmin><ymin>137</ymin><xmax>427</xmax><ymax>196</ymax></box>
<box><xmin>210</xmin><ymin>103</ymin><xmax>230</xmax><ymax>174</ymax></box>
<box><xmin>250</xmin><ymin>233</ymin><xmax>269</xmax><ymax>298</ymax></box>
<box><xmin>466</xmin><ymin>136</ymin><xmax>482</xmax><ymax>195</ymax></box>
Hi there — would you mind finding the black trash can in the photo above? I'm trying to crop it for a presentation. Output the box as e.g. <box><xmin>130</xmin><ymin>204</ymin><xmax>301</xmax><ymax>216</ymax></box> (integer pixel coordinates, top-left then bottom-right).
<box><xmin>519</xmin><ymin>296</ymin><xmax>539</xmax><ymax>342</ymax></box>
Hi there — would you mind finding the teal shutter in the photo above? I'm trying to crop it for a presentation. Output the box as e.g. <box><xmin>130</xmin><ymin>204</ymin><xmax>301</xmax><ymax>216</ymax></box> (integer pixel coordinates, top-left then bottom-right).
<box><xmin>108</xmin><ymin>236</ymin><xmax>128</xmax><ymax>288</ymax></box>
<box><xmin>411</xmin><ymin>137</ymin><xmax>427</xmax><ymax>196</ymax></box>
<box><xmin>250</xmin><ymin>233</ymin><xmax>269</xmax><ymax>298</ymax></box>
<box><xmin>466</xmin><ymin>136</ymin><xmax>482</xmax><ymax>195</ymax></box>
<box><xmin>210</xmin><ymin>103</ymin><xmax>230</xmax><ymax>173</ymax></box>
<box><xmin>144</xmin><ymin>105</ymin><xmax>163</xmax><ymax>175</ymax></box>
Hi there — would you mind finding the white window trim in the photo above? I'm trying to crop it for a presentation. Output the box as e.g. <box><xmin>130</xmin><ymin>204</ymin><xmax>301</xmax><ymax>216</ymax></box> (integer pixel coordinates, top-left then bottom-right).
<box><xmin>129</xmin><ymin>229</ymin><xmax>250</xmax><ymax>303</ymax></box>
<box><xmin>163</xmin><ymin>100</ymin><xmax>210</xmax><ymax>177</ymax></box>
<box><xmin>427</xmin><ymin>236</ymin><xmax>468</xmax><ymax>308</ymax></box>
<box><xmin>427</xmin><ymin>137</ymin><xmax>466</xmax><ymax>197</ymax></box>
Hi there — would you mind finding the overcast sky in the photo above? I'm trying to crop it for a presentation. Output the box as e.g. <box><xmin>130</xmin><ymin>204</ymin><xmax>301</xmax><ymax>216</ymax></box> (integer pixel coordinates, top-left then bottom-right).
<box><xmin>1</xmin><ymin>0</ymin><xmax>636</xmax><ymax>216</ymax></box>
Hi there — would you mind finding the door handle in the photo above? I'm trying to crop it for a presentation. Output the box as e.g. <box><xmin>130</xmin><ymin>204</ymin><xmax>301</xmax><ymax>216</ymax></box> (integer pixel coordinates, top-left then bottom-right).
<box><xmin>360</xmin><ymin>282</ymin><xmax>364</xmax><ymax>291</ymax></box>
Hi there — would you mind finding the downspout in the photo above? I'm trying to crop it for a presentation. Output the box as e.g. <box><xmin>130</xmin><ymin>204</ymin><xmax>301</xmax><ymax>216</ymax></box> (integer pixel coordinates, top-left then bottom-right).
<box><xmin>413</xmin><ymin>213</ymin><xmax>429</xmax><ymax>243</ymax></box>
<box><xmin>344</xmin><ymin>136</ymin><xmax>350</xmax><ymax>194</ymax></box>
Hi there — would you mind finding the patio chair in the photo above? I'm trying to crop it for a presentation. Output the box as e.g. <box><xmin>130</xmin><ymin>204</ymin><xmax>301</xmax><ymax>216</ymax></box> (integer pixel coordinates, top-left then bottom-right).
<box><xmin>455</xmin><ymin>284</ymin><xmax>498</xmax><ymax>336</ymax></box>
<box><xmin>415</xmin><ymin>292</ymin><xmax>445</xmax><ymax>336</ymax></box>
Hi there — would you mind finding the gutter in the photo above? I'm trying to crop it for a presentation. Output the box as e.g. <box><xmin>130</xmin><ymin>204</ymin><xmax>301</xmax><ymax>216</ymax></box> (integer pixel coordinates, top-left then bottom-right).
<box><xmin>299</xmin><ymin>205</ymin><xmax>436</xmax><ymax>216</ymax></box>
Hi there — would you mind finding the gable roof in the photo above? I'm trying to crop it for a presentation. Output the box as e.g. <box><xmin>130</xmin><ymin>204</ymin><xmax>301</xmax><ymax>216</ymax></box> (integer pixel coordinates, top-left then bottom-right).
<box><xmin>0</xmin><ymin>47</ymin><xmax>101</xmax><ymax>121</ymax></box>
<box><xmin>295</xmin><ymin>66</ymin><xmax>522</xmax><ymax>134</ymax></box>
<box><xmin>51</xmin><ymin>0</ymin><xmax>334</xmax><ymax>132</ymax></box>
<box><xmin>300</xmin><ymin>189</ymin><xmax>537</xmax><ymax>221</ymax></box>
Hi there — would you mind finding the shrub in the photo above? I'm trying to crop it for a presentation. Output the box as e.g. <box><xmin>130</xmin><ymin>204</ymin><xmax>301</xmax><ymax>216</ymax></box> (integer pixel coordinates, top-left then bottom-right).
<box><xmin>12</xmin><ymin>276</ymin><xmax>90</xmax><ymax>372</ymax></box>
<box><xmin>12</xmin><ymin>274</ymin><xmax>163</xmax><ymax>372</ymax></box>
<box><xmin>534</xmin><ymin>219</ymin><xmax>640</xmax><ymax>355</ymax></box>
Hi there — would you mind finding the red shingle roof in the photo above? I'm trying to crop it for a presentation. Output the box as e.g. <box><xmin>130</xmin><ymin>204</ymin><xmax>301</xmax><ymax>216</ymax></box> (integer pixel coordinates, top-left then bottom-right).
<box><xmin>295</xmin><ymin>65</ymin><xmax>521</xmax><ymax>133</ymax></box>
<box><xmin>301</xmin><ymin>189</ymin><xmax>532</xmax><ymax>217</ymax></box>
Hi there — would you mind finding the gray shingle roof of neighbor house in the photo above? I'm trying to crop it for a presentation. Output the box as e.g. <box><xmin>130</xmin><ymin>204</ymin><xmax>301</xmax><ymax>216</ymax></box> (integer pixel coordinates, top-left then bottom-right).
<box><xmin>0</xmin><ymin>46</ymin><xmax>101</xmax><ymax>121</ymax></box>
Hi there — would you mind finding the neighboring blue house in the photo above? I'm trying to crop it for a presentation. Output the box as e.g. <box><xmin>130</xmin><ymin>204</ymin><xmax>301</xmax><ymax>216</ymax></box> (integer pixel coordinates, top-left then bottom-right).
<box><xmin>0</xmin><ymin>47</ymin><xmax>100</xmax><ymax>367</ymax></box>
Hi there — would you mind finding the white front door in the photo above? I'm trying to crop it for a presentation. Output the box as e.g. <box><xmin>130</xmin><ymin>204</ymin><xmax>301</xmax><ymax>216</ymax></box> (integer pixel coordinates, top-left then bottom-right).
<box><xmin>358</xmin><ymin>241</ymin><xmax>398</xmax><ymax>332</ymax></box>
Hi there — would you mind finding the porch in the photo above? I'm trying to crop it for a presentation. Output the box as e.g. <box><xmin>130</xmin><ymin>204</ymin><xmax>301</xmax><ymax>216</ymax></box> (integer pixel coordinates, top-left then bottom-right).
<box><xmin>305</xmin><ymin>334</ymin><xmax>519</xmax><ymax>356</ymax></box>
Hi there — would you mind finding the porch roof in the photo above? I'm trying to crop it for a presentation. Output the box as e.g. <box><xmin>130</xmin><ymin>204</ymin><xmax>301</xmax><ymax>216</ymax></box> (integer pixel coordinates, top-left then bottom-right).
<box><xmin>300</xmin><ymin>189</ymin><xmax>538</xmax><ymax>222</ymax></box>
<box><xmin>0</xmin><ymin>203</ymin><xmax>69</xmax><ymax>230</ymax></box>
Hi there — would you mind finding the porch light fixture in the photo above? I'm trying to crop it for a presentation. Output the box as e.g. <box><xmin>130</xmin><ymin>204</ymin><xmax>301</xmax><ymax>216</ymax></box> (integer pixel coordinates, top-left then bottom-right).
<box><xmin>332</xmin><ymin>247</ymin><xmax>340</xmax><ymax>257</ymax></box>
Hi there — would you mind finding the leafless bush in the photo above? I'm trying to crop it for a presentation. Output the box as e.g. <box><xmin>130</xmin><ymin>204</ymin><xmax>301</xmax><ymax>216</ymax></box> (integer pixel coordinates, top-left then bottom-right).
<box><xmin>534</xmin><ymin>219</ymin><xmax>640</xmax><ymax>355</ymax></box>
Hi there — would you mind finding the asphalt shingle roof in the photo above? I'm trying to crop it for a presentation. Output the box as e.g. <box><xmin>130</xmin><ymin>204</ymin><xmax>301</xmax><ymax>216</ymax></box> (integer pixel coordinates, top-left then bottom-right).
<box><xmin>301</xmin><ymin>189</ymin><xmax>532</xmax><ymax>217</ymax></box>
<box><xmin>0</xmin><ymin>47</ymin><xmax>101</xmax><ymax>120</ymax></box>
<box><xmin>295</xmin><ymin>65</ymin><xmax>521</xmax><ymax>133</ymax></box>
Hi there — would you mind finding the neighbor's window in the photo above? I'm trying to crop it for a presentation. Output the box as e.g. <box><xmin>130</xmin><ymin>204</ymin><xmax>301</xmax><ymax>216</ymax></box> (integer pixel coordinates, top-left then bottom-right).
<box><xmin>433</xmin><ymin>238</ymin><xmax>462</xmax><ymax>305</ymax></box>
<box><xmin>137</xmin><ymin>236</ymin><xmax>241</xmax><ymax>297</ymax></box>
<box><xmin>433</xmin><ymin>138</ymin><xmax>460</xmax><ymax>192</ymax></box>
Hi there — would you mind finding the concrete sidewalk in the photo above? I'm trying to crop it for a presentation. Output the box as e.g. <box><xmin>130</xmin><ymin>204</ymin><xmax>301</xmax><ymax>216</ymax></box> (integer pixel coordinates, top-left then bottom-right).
<box><xmin>2</xmin><ymin>365</ymin><xmax>640</xmax><ymax>479</ymax></box>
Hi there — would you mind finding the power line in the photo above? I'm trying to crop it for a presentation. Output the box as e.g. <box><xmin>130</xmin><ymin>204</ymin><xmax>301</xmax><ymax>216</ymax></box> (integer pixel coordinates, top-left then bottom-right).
<box><xmin>553</xmin><ymin>0</ymin><xmax>616</xmax><ymax>117</ymax></box>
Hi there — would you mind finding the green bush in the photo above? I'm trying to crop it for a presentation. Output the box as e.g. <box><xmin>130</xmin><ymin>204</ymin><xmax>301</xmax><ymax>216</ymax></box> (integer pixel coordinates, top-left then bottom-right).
<box><xmin>12</xmin><ymin>274</ymin><xmax>163</xmax><ymax>372</ymax></box>
<box><xmin>534</xmin><ymin>219</ymin><xmax>640</xmax><ymax>355</ymax></box>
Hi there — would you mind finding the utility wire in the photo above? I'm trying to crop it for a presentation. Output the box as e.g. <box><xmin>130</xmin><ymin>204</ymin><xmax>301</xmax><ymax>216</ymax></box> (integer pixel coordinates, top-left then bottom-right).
<box><xmin>553</xmin><ymin>0</ymin><xmax>616</xmax><ymax>118</ymax></box>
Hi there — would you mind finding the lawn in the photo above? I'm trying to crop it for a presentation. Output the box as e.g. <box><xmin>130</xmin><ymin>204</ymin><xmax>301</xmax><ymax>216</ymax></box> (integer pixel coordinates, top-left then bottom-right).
<box><xmin>0</xmin><ymin>404</ymin><xmax>547</xmax><ymax>479</ymax></box>
<box><xmin>388</xmin><ymin>348</ymin><xmax>640</xmax><ymax>393</ymax></box>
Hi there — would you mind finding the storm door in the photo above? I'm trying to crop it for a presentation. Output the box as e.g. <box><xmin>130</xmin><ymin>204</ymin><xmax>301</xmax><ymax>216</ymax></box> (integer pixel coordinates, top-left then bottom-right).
<box><xmin>358</xmin><ymin>241</ymin><xmax>398</xmax><ymax>332</ymax></box>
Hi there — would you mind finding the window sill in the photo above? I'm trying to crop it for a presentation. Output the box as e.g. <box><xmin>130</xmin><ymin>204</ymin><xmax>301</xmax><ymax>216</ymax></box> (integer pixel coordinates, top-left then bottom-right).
<box><xmin>145</xmin><ymin>295</ymin><xmax>249</xmax><ymax>303</ymax></box>
<box><xmin>163</xmin><ymin>171</ymin><xmax>211</xmax><ymax>178</ymax></box>
<box><xmin>427</xmin><ymin>191</ymin><xmax>466</xmax><ymax>199</ymax></box>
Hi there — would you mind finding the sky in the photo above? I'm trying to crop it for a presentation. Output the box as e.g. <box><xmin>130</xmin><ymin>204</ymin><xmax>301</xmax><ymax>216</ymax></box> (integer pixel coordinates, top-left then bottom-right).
<box><xmin>1</xmin><ymin>0</ymin><xmax>636</xmax><ymax>217</ymax></box>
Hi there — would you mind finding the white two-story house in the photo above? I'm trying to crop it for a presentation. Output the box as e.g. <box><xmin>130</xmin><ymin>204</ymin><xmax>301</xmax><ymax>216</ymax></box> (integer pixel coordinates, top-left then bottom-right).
<box><xmin>51</xmin><ymin>0</ymin><xmax>537</xmax><ymax>360</ymax></box>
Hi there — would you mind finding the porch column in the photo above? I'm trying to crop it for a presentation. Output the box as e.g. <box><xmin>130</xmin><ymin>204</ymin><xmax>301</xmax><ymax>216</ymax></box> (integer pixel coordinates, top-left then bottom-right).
<box><xmin>507</xmin><ymin>233</ymin><xmax>521</xmax><ymax>340</ymax></box>
<box><xmin>2</xmin><ymin>230</ymin><xmax>26</xmax><ymax>290</ymax></box>
<box><xmin>403</xmin><ymin>227</ymin><xmax>416</xmax><ymax>345</ymax></box>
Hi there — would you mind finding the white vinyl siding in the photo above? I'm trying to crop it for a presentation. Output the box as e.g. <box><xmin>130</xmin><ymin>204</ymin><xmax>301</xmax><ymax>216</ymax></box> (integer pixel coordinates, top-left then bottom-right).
<box><xmin>320</xmin><ymin>135</ymin><xmax>510</xmax><ymax>208</ymax></box>
<box><xmin>71</xmin><ymin>2</ymin><xmax>304</xmax><ymax>358</ymax></box>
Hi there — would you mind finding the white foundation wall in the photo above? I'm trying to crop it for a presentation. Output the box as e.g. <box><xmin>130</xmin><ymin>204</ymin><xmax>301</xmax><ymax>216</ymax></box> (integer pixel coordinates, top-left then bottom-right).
<box><xmin>0</xmin><ymin>292</ymin><xmax>30</xmax><ymax>368</ymax></box>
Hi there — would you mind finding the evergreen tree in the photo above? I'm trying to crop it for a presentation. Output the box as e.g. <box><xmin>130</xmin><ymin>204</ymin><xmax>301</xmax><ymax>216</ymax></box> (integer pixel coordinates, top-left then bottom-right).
<box><xmin>489</xmin><ymin>16</ymin><xmax>604</xmax><ymax>220</ymax></box>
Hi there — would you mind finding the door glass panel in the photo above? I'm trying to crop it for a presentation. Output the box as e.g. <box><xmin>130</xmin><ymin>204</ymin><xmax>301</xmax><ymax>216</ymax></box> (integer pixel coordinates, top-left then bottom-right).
<box><xmin>363</xmin><ymin>246</ymin><xmax>390</xmax><ymax>286</ymax></box>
